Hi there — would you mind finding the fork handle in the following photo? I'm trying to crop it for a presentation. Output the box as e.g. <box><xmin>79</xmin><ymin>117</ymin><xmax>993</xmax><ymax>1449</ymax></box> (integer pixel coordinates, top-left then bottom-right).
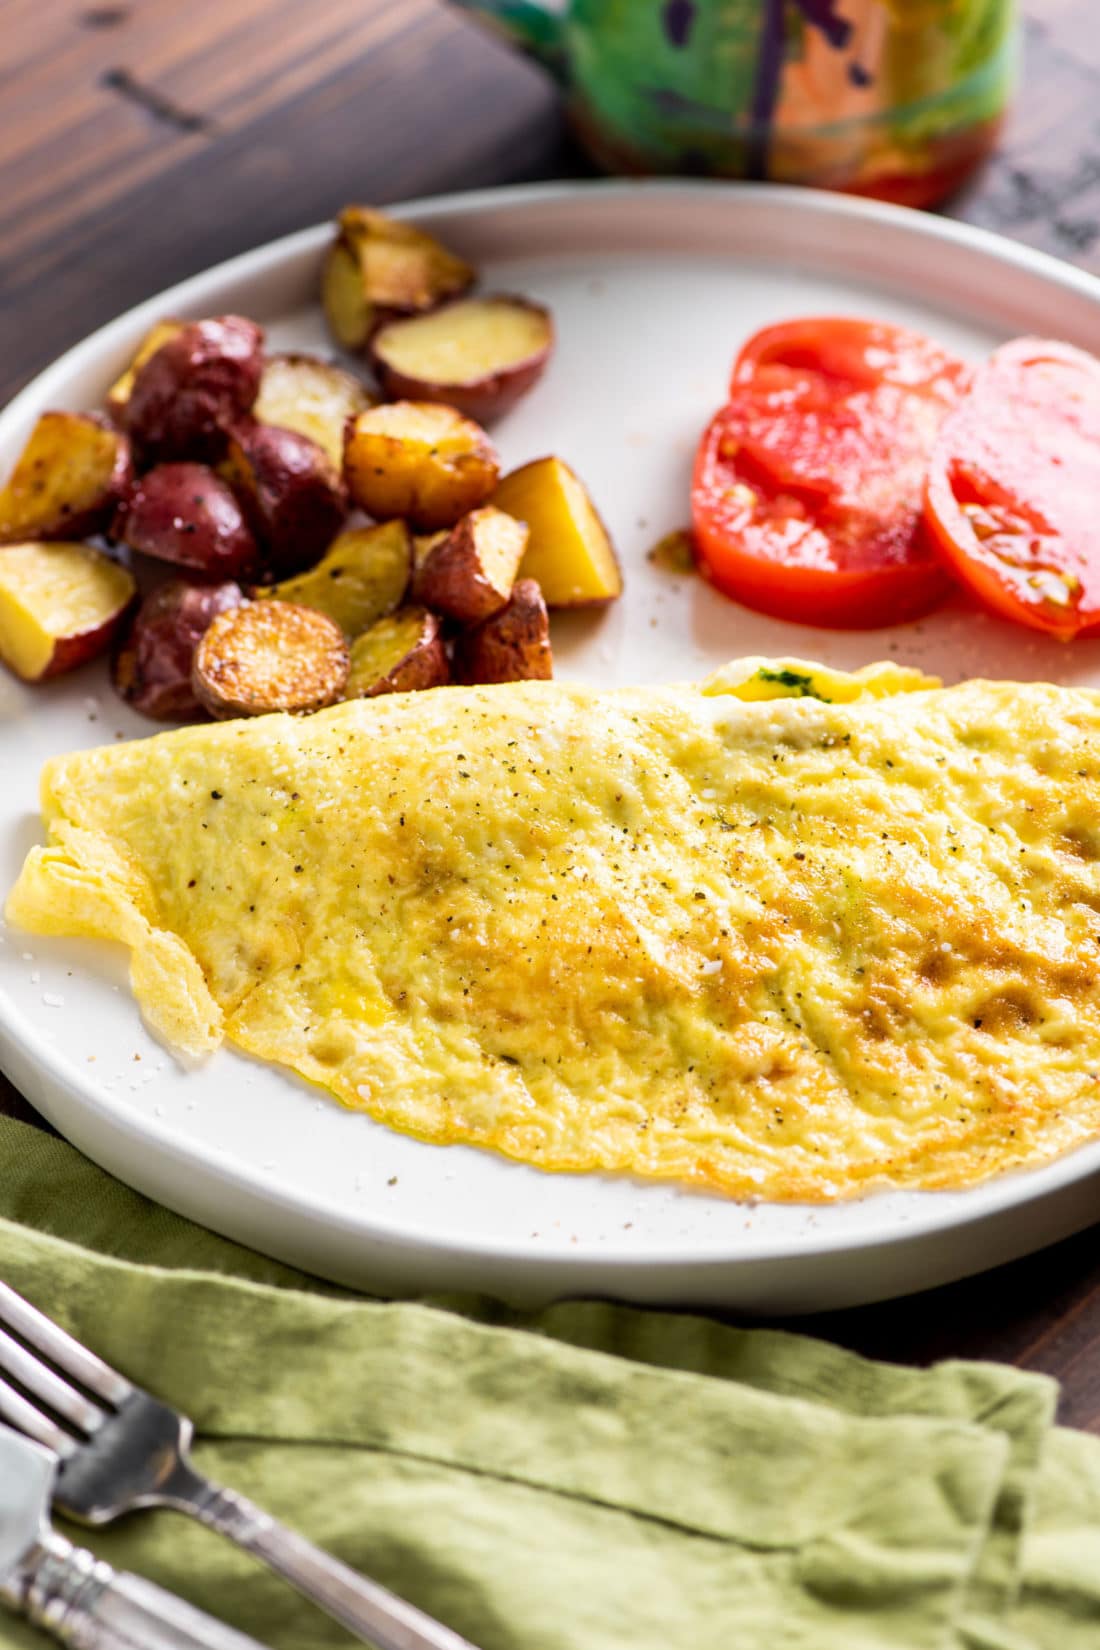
<box><xmin>11</xmin><ymin>1532</ymin><xmax>267</xmax><ymax>1650</ymax></box>
<box><xmin>184</xmin><ymin>1477</ymin><xmax>478</xmax><ymax>1650</ymax></box>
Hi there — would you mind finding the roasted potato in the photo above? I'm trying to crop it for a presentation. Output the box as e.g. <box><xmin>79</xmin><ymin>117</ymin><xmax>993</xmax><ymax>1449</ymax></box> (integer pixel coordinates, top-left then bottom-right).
<box><xmin>257</xmin><ymin>519</ymin><xmax>410</xmax><ymax>635</ymax></box>
<box><xmin>192</xmin><ymin>600</ymin><xmax>349</xmax><ymax>718</ymax></box>
<box><xmin>370</xmin><ymin>296</ymin><xmax>554</xmax><ymax>423</ymax></box>
<box><xmin>455</xmin><ymin>578</ymin><xmax>553</xmax><ymax>685</ymax></box>
<box><xmin>413</xmin><ymin>530</ymin><xmax>448</xmax><ymax>571</ymax></box>
<box><xmin>322</xmin><ymin>206</ymin><xmax>475</xmax><ymax>351</ymax></box>
<box><xmin>125</xmin><ymin>316</ymin><xmax>264</xmax><ymax>461</ymax></box>
<box><xmin>0</xmin><ymin>542</ymin><xmax>136</xmax><ymax>681</ymax></box>
<box><xmin>104</xmin><ymin>319</ymin><xmax>185</xmax><ymax>422</ymax></box>
<box><xmin>345</xmin><ymin>606</ymin><xmax>448</xmax><ymax>698</ymax></box>
<box><xmin>0</xmin><ymin>413</ymin><xmax>132</xmax><ymax>544</ymax></box>
<box><xmin>492</xmin><ymin>456</ymin><xmax>622</xmax><ymax>607</ymax></box>
<box><xmin>252</xmin><ymin>353</ymin><xmax>375</xmax><ymax>470</ymax></box>
<box><xmin>113</xmin><ymin>462</ymin><xmax>259</xmax><ymax>579</ymax></box>
<box><xmin>222</xmin><ymin>421</ymin><xmax>346</xmax><ymax>577</ymax></box>
<box><xmin>343</xmin><ymin>401</ymin><xmax>498</xmax><ymax>531</ymax></box>
<box><xmin>413</xmin><ymin>506</ymin><xmax>528</xmax><ymax>624</ymax></box>
<box><xmin>113</xmin><ymin>578</ymin><xmax>244</xmax><ymax>721</ymax></box>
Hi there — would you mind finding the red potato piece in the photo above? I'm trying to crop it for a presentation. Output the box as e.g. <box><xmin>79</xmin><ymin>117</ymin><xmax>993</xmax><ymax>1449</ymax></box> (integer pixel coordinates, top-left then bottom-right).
<box><xmin>113</xmin><ymin>463</ymin><xmax>259</xmax><ymax>579</ymax></box>
<box><xmin>413</xmin><ymin>506</ymin><xmax>528</xmax><ymax>623</ymax></box>
<box><xmin>223</xmin><ymin>422</ymin><xmax>346</xmax><ymax>577</ymax></box>
<box><xmin>125</xmin><ymin>316</ymin><xmax>264</xmax><ymax>462</ymax></box>
<box><xmin>257</xmin><ymin>519</ymin><xmax>411</xmax><ymax>635</ymax></box>
<box><xmin>192</xmin><ymin>600</ymin><xmax>349</xmax><ymax>718</ymax></box>
<box><xmin>343</xmin><ymin>401</ymin><xmax>499</xmax><ymax>531</ymax></box>
<box><xmin>455</xmin><ymin>578</ymin><xmax>553</xmax><ymax>685</ymax></box>
<box><xmin>321</xmin><ymin>206</ymin><xmax>475</xmax><ymax>351</ymax></box>
<box><xmin>104</xmin><ymin>319</ymin><xmax>185</xmax><ymax>422</ymax></box>
<box><xmin>492</xmin><ymin>456</ymin><xmax>622</xmax><ymax>607</ymax></box>
<box><xmin>0</xmin><ymin>413</ymin><xmax>132</xmax><ymax>544</ymax></box>
<box><xmin>370</xmin><ymin>296</ymin><xmax>554</xmax><ymax>423</ymax></box>
<box><xmin>113</xmin><ymin>579</ymin><xmax>244</xmax><ymax>720</ymax></box>
<box><xmin>252</xmin><ymin>353</ymin><xmax>376</xmax><ymax>470</ymax></box>
<box><xmin>345</xmin><ymin>606</ymin><xmax>449</xmax><ymax>698</ymax></box>
<box><xmin>0</xmin><ymin>542</ymin><xmax>136</xmax><ymax>681</ymax></box>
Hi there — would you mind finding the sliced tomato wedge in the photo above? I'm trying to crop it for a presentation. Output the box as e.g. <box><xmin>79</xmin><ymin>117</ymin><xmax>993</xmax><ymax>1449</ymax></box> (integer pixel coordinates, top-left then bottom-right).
<box><xmin>691</xmin><ymin>318</ymin><xmax>970</xmax><ymax>628</ymax></box>
<box><xmin>924</xmin><ymin>337</ymin><xmax>1100</xmax><ymax>639</ymax></box>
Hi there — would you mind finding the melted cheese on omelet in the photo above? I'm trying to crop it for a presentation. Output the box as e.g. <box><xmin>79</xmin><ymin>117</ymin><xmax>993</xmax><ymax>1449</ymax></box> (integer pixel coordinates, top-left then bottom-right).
<box><xmin>9</xmin><ymin>657</ymin><xmax>1100</xmax><ymax>1200</ymax></box>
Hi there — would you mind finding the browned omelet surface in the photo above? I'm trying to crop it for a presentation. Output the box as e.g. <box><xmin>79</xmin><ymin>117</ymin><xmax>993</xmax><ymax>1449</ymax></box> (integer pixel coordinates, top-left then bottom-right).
<box><xmin>9</xmin><ymin>657</ymin><xmax>1100</xmax><ymax>1200</ymax></box>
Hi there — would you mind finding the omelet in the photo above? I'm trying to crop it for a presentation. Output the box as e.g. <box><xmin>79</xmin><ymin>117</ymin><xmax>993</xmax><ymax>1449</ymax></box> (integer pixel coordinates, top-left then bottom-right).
<box><xmin>9</xmin><ymin>657</ymin><xmax>1100</xmax><ymax>1200</ymax></box>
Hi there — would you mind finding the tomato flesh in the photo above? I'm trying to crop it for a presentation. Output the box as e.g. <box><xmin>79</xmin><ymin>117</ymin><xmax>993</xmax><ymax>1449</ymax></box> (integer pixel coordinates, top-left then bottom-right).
<box><xmin>691</xmin><ymin>319</ymin><xmax>969</xmax><ymax>628</ymax></box>
<box><xmin>923</xmin><ymin>338</ymin><xmax>1100</xmax><ymax>639</ymax></box>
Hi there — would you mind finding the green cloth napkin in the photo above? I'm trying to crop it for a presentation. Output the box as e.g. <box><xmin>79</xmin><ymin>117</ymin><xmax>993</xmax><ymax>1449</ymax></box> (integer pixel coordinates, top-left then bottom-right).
<box><xmin>0</xmin><ymin>1114</ymin><xmax>1096</xmax><ymax>1650</ymax></box>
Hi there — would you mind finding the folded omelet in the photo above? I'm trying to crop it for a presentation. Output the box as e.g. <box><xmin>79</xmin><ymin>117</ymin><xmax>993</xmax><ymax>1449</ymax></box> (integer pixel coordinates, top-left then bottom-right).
<box><xmin>9</xmin><ymin>658</ymin><xmax>1100</xmax><ymax>1200</ymax></box>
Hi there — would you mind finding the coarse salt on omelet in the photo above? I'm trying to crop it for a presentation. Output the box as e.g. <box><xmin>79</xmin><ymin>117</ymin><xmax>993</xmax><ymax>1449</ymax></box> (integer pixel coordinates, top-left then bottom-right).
<box><xmin>9</xmin><ymin>657</ymin><xmax>1100</xmax><ymax>1201</ymax></box>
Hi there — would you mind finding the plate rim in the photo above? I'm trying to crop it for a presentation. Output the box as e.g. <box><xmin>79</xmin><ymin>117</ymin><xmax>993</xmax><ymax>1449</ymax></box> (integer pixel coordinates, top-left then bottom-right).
<box><xmin>5</xmin><ymin>176</ymin><xmax>1100</xmax><ymax>1279</ymax></box>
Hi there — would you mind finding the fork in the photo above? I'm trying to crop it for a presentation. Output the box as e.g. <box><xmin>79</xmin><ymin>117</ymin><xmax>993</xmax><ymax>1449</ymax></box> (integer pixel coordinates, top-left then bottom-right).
<box><xmin>0</xmin><ymin>1280</ymin><xmax>479</xmax><ymax>1650</ymax></box>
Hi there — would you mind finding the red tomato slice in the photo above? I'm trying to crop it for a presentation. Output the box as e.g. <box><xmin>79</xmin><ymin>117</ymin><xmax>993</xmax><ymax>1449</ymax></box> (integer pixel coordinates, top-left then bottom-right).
<box><xmin>924</xmin><ymin>337</ymin><xmax>1100</xmax><ymax>639</ymax></box>
<box><xmin>691</xmin><ymin>319</ymin><xmax>969</xmax><ymax>628</ymax></box>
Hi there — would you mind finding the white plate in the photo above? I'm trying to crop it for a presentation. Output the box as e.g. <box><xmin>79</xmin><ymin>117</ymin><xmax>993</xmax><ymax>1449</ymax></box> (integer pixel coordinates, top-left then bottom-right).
<box><xmin>5</xmin><ymin>181</ymin><xmax>1100</xmax><ymax>1313</ymax></box>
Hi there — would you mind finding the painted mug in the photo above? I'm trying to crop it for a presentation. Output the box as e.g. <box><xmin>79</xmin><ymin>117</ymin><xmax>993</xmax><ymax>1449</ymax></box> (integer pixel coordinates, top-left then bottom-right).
<box><xmin>450</xmin><ymin>0</ymin><xmax>1016</xmax><ymax>205</ymax></box>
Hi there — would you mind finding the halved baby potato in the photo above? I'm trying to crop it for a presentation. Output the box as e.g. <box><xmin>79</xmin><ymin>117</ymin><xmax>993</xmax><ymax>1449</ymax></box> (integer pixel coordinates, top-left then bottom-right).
<box><xmin>0</xmin><ymin>542</ymin><xmax>136</xmax><ymax>681</ymax></box>
<box><xmin>0</xmin><ymin>413</ymin><xmax>132</xmax><ymax>544</ymax></box>
<box><xmin>370</xmin><ymin>296</ymin><xmax>553</xmax><ymax>422</ymax></box>
<box><xmin>104</xmin><ymin>319</ymin><xmax>185</xmax><ymax>422</ymax></box>
<box><xmin>455</xmin><ymin>578</ymin><xmax>553</xmax><ymax>685</ymax></box>
<box><xmin>252</xmin><ymin>353</ymin><xmax>375</xmax><ymax>470</ymax></box>
<box><xmin>322</xmin><ymin>206</ymin><xmax>475</xmax><ymax>351</ymax></box>
<box><xmin>345</xmin><ymin>605</ymin><xmax>448</xmax><ymax>698</ymax></box>
<box><xmin>414</xmin><ymin>506</ymin><xmax>528</xmax><ymax>624</ymax></box>
<box><xmin>192</xmin><ymin>600</ymin><xmax>349</xmax><ymax>718</ymax></box>
<box><xmin>222</xmin><ymin>421</ymin><xmax>346</xmax><ymax>576</ymax></box>
<box><xmin>343</xmin><ymin>401</ymin><xmax>499</xmax><ymax>530</ymax></box>
<box><xmin>257</xmin><ymin>519</ymin><xmax>411</xmax><ymax>635</ymax></box>
<box><xmin>492</xmin><ymin>455</ymin><xmax>622</xmax><ymax>607</ymax></box>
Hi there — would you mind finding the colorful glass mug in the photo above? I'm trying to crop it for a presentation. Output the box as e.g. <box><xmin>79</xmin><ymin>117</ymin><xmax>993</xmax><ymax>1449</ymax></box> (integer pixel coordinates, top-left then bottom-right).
<box><xmin>449</xmin><ymin>0</ymin><xmax>1016</xmax><ymax>206</ymax></box>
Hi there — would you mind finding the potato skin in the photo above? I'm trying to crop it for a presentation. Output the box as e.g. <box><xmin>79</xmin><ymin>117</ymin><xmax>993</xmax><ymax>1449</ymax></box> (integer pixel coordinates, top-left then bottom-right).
<box><xmin>0</xmin><ymin>412</ymin><xmax>133</xmax><ymax>544</ymax></box>
<box><xmin>224</xmin><ymin>421</ymin><xmax>346</xmax><ymax>577</ymax></box>
<box><xmin>113</xmin><ymin>463</ymin><xmax>259</xmax><ymax>579</ymax></box>
<box><xmin>413</xmin><ymin>506</ymin><xmax>527</xmax><ymax>623</ymax></box>
<box><xmin>370</xmin><ymin>296</ymin><xmax>554</xmax><ymax>424</ymax></box>
<box><xmin>125</xmin><ymin>316</ymin><xmax>263</xmax><ymax>462</ymax></box>
<box><xmin>346</xmin><ymin>607</ymin><xmax>449</xmax><ymax>698</ymax></box>
<box><xmin>343</xmin><ymin>402</ymin><xmax>499</xmax><ymax>531</ymax></box>
<box><xmin>105</xmin><ymin>319</ymin><xmax>185</xmax><ymax>424</ymax></box>
<box><xmin>455</xmin><ymin>578</ymin><xmax>553</xmax><ymax>685</ymax></box>
<box><xmin>113</xmin><ymin>579</ymin><xmax>244</xmax><ymax>720</ymax></box>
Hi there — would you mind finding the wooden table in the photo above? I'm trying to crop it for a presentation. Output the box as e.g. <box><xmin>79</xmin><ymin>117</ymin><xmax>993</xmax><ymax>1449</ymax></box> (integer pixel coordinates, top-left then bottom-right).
<box><xmin>5</xmin><ymin>0</ymin><xmax>1100</xmax><ymax>1426</ymax></box>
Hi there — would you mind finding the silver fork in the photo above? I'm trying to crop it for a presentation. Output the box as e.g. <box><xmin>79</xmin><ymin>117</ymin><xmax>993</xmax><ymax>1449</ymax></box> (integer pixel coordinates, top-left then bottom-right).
<box><xmin>0</xmin><ymin>1280</ymin><xmax>478</xmax><ymax>1650</ymax></box>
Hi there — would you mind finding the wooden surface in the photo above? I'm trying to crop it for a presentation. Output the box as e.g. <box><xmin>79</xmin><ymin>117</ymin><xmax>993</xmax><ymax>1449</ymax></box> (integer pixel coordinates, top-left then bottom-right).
<box><xmin>5</xmin><ymin>0</ymin><xmax>1100</xmax><ymax>1425</ymax></box>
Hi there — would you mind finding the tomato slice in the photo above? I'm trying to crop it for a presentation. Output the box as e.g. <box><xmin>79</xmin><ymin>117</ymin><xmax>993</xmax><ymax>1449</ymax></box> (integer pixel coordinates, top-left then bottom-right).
<box><xmin>924</xmin><ymin>337</ymin><xmax>1100</xmax><ymax>639</ymax></box>
<box><xmin>691</xmin><ymin>319</ymin><xmax>970</xmax><ymax>628</ymax></box>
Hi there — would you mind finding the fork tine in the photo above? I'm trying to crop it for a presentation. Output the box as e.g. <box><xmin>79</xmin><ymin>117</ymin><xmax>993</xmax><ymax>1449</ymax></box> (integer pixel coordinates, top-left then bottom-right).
<box><xmin>0</xmin><ymin>1373</ymin><xmax>77</xmax><ymax>1457</ymax></box>
<box><xmin>0</xmin><ymin>1281</ymin><xmax>131</xmax><ymax>1406</ymax></box>
<box><xmin>0</xmin><ymin>1324</ymin><xmax>108</xmax><ymax>1438</ymax></box>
